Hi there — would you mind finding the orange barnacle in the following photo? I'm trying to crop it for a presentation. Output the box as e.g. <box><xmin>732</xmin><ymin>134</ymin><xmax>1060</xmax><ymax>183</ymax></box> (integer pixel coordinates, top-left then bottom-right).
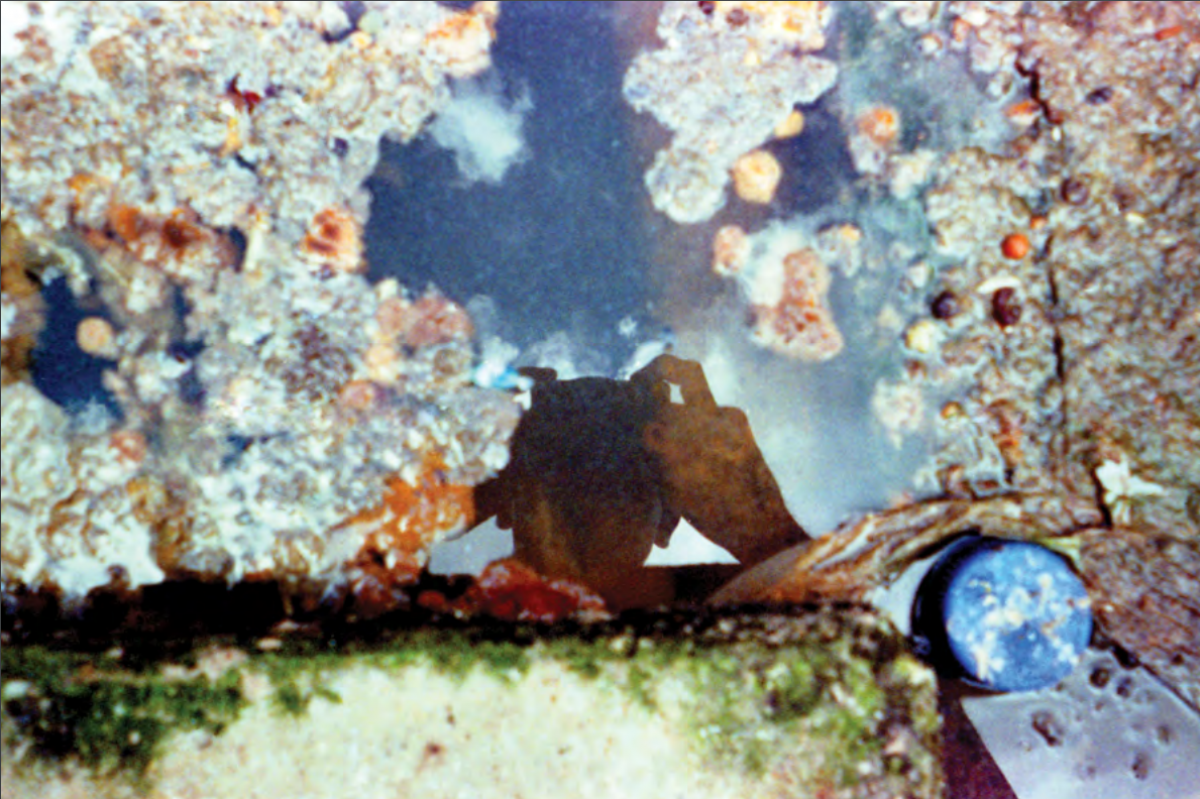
<box><xmin>1153</xmin><ymin>24</ymin><xmax>1184</xmax><ymax>41</ymax></box>
<box><xmin>404</xmin><ymin>292</ymin><xmax>475</xmax><ymax>347</ymax></box>
<box><xmin>775</xmin><ymin>109</ymin><xmax>805</xmax><ymax>139</ymax></box>
<box><xmin>76</xmin><ymin>316</ymin><xmax>116</xmax><ymax>357</ymax></box>
<box><xmin>302</xmin><ymin>207</ymin><xmax>363</xmax><ymax>274</ymax></box>
<box><xmin>1004</xmin><ymin>99</ymin><xmax>1041</xmax><ymax>127</ymax></box>
<box><xmin>731</xmin><ymin>149</ymin><xmax>783</xmax><ymax>204</ymax></box>
<box><xmin>337</xmin><ymin>379</ymin><xmax>382</xmax><ymax>411</ymax></box>
<box><xmin>424</xmin><ymin>2</ymin><xmax>497</xmax><ymax>79</ymax></box>
<box><xmin>781</xmin><ymin>248</ymin><xmax>831</xmax><ymax>301</ymax></box>
<box><xmin>857</xmin><ymin>105</ymin><xmax>900</xmax><ymax>147</ymax></box>
<box><xmin>110</xmin><ymin>429</ymin><xmax>148</xmax><ymax>467</ymax></box>
<box><xmin>108</xmin><ymin>203</ymin><xmax>152</xmax><ymax>245</ymax></box>
<box><xmin>1000</xmin><ymin>232</ymin><xmax>1031</xmax><ymax>260</ymax></box>
<box><xmin>97</xmin><ymin>205</ymin><xmax>235</xmax><ymax>282</ymax></box>
<box><xmin>712</xmin><ymin>224</ymin><xmax>749</xmax><ymax>276</ymax></box>
<box><xmin>951</xmin><ymin>17</ymin><xmax>971</xmax><ymax>44</ymax></box>
<box><xmin>375</xmin><ymin>296</ymin><xmax>413</xmax><ymax>339</ymax></box>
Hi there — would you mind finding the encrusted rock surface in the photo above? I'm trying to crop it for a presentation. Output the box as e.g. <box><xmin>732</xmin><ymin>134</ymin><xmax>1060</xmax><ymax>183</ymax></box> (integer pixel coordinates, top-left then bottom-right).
<box><xmin>1</xmin><ymin>1</ymin><xmax>519</xmax><ymax>603</ymax></box>
<box><xmin>623</xmin><ymin>1</ymin><xmax>837</xmax><ymax>223</ymax></box>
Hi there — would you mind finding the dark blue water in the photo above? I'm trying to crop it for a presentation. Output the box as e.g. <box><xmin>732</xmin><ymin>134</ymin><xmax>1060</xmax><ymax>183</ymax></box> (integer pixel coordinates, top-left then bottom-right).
<box><xmin>31</xmin><ymin>278</ymin><xmax>122</xmax><ymax>418</ymax></box>
<box><xmin>365</xmin><ymin>1</ymin><xmax>657</xmax><ymax>374</ymax></box>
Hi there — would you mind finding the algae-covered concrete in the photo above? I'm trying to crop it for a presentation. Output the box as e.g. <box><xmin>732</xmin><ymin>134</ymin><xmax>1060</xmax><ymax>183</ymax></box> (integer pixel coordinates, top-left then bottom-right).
<box><xmin>1</xmin><ymin>608</ymin><xmax>941</xmax><ymax>799</ymax></box>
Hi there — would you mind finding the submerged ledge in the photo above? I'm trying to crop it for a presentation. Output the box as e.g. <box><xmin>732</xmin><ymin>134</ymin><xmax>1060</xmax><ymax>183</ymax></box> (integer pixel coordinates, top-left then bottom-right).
<box><xmin>1</xmin><ymin>604</ymin><xmax>941</xmax><ymax>799</ymax></box>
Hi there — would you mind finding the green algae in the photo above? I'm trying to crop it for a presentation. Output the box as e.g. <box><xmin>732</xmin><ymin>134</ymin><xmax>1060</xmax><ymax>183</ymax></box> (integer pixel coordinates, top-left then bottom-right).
<box><xmin>1</xmin><ymin>644</ymin><xmax>245</xmax><ymax>781</ymax></box>
<box><xmin>1</xmin><ymin>609</ymin><xmax>940</xmax><ymax>796</ymax></box>
<box><xmin>530</xmin><ymin>610</ymin><xmax>939</xmax><ymax>790</ymax></box>
<box><xmin>624</xmin><ymin>638</ymin><xmax>917</xmax><ymax>784</ymax></box>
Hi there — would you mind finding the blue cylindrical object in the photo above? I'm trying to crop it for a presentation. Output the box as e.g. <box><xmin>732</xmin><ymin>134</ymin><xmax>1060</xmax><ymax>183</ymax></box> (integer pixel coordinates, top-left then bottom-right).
<box><xmin>911</xmin><ymin>535</ymin><xmax>1092</xmax><ymax>692</ymax></box>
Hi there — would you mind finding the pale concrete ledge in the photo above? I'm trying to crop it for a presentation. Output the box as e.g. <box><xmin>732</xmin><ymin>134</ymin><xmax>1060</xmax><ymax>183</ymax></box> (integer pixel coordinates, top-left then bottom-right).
<box><xmin>1</xmin><ymin>609</ymin><xmax>942</xmax><ymax>799</ymax></box>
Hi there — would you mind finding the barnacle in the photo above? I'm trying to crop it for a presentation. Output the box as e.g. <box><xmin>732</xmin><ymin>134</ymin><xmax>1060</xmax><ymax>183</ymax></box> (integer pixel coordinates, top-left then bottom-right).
<box><xmin>300</xmin><ymin>207</ymin><xmax>364</xmax><ymax>274</ymax></box>
<box><xmin>1000</xmin><ymin>231</ymin><xmax>1031</xmax><ymax>259</ymax></box>
<box><xmin>730</xmin><ymin>149</ymin><xmax>783</xmax><ymax>205</ymax></box>
<box><xmin>856</xmin><ymin>104</ymin><xmax>900</xmax><ymax>147</ymax></box>
<box><xmin>711</xmin><ymin>224</ymin><xmax>750</xmax><ymax>276</ymax></box>
<box><xmin>76</xmin><ymin>316</ymin><xmax>116</xmax><ymax>358</ymax></box>
<box><xmin>375</xmin><ymin>290</ymin><xmax>475</xmax><ymax>349</ymax></box>
<box><xmin>1094</xmin><ymin>457</ymin><xmax>1165</xmax><ymax>526</ymax></box>
<box><xmin>751</xmin><ymin>249</ymin><xmax>843</xmax><ymax>362</ymax></box>
<box><xmin>422</xmin><ymin>0</ymin><xmax>499</xmax><ymax>79</ymax></box>
<box><xmin>773</xmin><ymin>108</ymin><xmax>805</xmax><ymax>139</ymax></box>
<box><xmin>848</xmin><ymin>104</ymin><xmax>901</xmax><ymax>175</ymax></box>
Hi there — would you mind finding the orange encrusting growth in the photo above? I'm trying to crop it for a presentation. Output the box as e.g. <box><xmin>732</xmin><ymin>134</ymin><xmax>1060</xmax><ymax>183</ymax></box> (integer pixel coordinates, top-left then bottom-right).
<box><xmin>335</xmin><ymin>452</ymin><xmax>475</xmax><ymax>614</ymax></box>
<box><xmin>419</xmin><ymin>559</ymin><xmax>607</xmax><ymax>623</ymax></box>
<box><xmin>86</xmin><ymin>204</ymin><xmax>238</xmax><ymax>284</ymax></box>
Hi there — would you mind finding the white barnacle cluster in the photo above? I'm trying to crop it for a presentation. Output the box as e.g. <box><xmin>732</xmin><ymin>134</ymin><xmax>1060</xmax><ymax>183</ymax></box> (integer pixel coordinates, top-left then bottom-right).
<box><xmin>623</xmin><ymin>1</ymin><xmax>838</xmax><ymax>223</ymax></box>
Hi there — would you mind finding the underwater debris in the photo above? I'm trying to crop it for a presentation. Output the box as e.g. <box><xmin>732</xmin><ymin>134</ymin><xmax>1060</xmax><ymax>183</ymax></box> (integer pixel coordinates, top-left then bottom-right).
<box><xmin>623</xmin><ymin>1</ymin><xmax>837</xmax><ymax>223</ymax></box>
<box><xmin>472</xmin><ymin>355</ymin><xmax>805</xmax><ymax>610</ymax></box>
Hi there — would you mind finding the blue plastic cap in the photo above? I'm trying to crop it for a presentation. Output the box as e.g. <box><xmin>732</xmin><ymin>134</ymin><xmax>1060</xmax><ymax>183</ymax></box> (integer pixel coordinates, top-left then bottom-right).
<box><xmin>940</xmin><ymin>538</ymin><xmax>1092</xmax><ymax>692</ymax></box>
